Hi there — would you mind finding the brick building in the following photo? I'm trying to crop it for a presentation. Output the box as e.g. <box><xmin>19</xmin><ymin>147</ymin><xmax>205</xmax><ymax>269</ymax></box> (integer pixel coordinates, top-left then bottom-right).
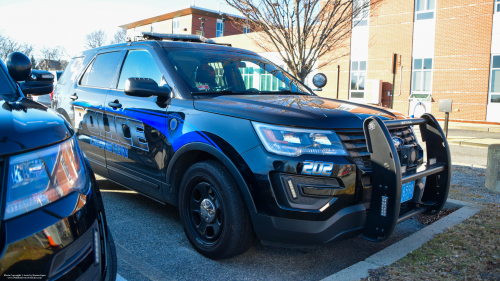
<box><xmin>121</xmin><ymin>1</ymin><xmax>500</xmax><ymax>123</ymax></box>
<box><xmin>119</xmin><ymin>5</ymin><xmax>248</xmax><ymax>41</ymax></box>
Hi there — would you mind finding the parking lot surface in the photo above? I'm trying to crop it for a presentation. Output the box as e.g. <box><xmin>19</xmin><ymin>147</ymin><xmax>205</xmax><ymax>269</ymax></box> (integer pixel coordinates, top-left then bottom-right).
<box><xmin>99</xmin><ymin>176</ymin><xmax>428</xmax><ymax>281</ymax></box>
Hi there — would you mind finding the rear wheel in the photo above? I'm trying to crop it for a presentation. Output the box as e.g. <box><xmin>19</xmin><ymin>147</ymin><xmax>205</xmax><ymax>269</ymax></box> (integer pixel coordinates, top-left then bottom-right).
<box><xmin>179</xmin><ymin>160</ymin><xmax>253</xmax><ymax>259</ymax></box>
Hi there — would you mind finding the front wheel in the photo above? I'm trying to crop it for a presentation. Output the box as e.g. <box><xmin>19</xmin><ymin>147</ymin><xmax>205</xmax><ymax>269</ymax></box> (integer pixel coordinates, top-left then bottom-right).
<box><xmin>178</xmin><ymin>160</ymin><xmax>253</xmax><ymax>259</ymax></box>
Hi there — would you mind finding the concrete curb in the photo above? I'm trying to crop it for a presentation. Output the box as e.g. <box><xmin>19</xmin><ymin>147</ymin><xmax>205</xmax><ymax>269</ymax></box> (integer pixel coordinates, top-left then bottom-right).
<box><xmin>321</xmin><ymin>199</ymin><xmax>483</xmax><ymax>281</ymax></box>
<box><xmin>448</xmin><ymin>140</ymin><xmax>498</xmax><ymax>148</ymax></box>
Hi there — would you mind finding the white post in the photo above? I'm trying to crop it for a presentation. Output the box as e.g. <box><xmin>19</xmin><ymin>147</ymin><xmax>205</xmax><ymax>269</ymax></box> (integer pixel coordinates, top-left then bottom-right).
<box><xmin>218</xmin><ymin>3</ymin><xmax>220</xmax><ymax>12</ymax></box>
<box><xmin>192</xmin><ymin>0</ymin><xmax>195</xmax><ymax>6</ymax></box>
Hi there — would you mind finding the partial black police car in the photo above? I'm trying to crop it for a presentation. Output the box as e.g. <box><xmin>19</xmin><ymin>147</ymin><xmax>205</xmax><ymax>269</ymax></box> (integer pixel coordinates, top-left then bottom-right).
<box><xmin>53</xmin><ymin>33</ymin><xmax>451</xmax><ymax>259</ymax></box>
<box><xmin>0</xmin><ymin>53</ymin><xmax>117</xmax><ymax>280</ymax></box>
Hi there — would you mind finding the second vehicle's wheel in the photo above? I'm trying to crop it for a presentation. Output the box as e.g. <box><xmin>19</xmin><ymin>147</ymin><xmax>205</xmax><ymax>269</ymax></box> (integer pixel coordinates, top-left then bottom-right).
<box><xmin>179</xmin><ymin>160</ymin><xmax>253</xmax><ymax>259</ymax></box>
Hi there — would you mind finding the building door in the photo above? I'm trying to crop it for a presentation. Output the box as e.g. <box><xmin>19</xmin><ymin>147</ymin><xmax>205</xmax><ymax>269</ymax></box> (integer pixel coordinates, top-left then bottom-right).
<box><xmin>409</xmin><ymin>58</ymin><xmax>433</xmax><ymax>117</ymax></box>
<box><xmin>487</xmin><ymin>55</ymin><xmax>500</xmax><ymax>122</ymax></box>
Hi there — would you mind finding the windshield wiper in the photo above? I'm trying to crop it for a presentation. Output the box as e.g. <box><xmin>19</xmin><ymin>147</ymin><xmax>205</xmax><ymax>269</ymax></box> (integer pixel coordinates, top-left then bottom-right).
<box><xmin>191</xmin><ymin>90</ymin><xmax>247</xmax><ymax>96</ymax></box>
<box><xmin>258</xmin><ymin>90</ymin><xmax>308</xmax><ymax>95</ymax></box>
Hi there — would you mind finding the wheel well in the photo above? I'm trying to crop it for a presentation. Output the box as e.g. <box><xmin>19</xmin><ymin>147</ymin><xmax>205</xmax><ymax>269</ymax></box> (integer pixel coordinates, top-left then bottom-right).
<box><xmin>169</xmin><ymin>150</ymin><xmax>220</xmax><ymax>205</ymax></box>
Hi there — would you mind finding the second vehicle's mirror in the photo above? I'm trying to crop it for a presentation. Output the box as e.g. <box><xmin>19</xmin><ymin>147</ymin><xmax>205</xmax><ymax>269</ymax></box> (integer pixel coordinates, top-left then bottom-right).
<box><xmin>312</xmin><ymin>73</ymin><xmax>328</xmax><ymax>89</ymax></box>
<box><xmin>124</xmin><ymin>78</ymin><xmax>170</xmax><ymax>97</ymax></box>
<box><xmin>20</xmin><ymin>70</ymin><xmax>54</xmax><ymax>96</ymax></box>
<box><xmin>6</xmin><ymin>52</ymin><xmax>32</xmax><ymax>82</ymax></box>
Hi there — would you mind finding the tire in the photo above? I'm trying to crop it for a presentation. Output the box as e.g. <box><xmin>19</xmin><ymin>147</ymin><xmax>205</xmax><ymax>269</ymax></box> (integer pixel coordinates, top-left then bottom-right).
<box><xmin>104</xmin><ymin>226</ymin><xmax>117</xmax><ymax>281</ymax></box>
<box><xmin>179</xmin><ymin>160</ymin><xmax>253</xmax><ymax>259</ymax></box>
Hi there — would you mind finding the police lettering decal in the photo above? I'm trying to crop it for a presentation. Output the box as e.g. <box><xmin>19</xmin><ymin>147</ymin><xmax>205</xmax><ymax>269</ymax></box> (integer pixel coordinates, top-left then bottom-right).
<box><xmin>301</xmin><ymin>160</ymin><xmax>334</xmax><ymax>176</ymax></box>
<box><xmin>75</xmin><ymin>107</ymin><xmax>149</xmax><ymax>158</ymax></box>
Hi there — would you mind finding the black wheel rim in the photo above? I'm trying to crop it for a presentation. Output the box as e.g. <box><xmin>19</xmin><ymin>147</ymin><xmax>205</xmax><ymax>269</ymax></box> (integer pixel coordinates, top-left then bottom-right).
<box><xmin>188</xmin><ymin>181</ymin><xmax>224</xmax><ymax>245</ymax></box>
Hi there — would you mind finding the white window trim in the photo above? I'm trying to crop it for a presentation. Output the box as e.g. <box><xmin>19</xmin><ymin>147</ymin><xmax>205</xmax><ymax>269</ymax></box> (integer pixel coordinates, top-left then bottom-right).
<box><xmin>415</xmin><ymin>0</ymin><xmax>436</xmax><ymax>21</ymax></box>
<box><xmin>488</xmin><ymin>54</ymin><xmax>500</xmax><ymax>104</ymax></box>
<box><xmin>349</xmin><ymin>60</ymin><xmax>367</xmax><ymax>100</ymax></box>
<box><xmin>353</xmin><ymin>0</ymin><xmax>370</xmax><ymax>27</ymax></box>
<box><xmin>173</xmin><ymin>18</ymin><xmax>180</xmax><ymax>34</ymax></box>
<box><xmin>243</xmin><ymin>25</ymin><xmax>250</xmax><ymax>34</ymax></box>
<box><xmin>216</xmin><ymin>19</ymin><xmax>224</xmax><ymax>37</ymax></box>
<box><xmin>410</xmin><ymin>58</ymin><xmax>434</xmax><ymax>100</ymax></box>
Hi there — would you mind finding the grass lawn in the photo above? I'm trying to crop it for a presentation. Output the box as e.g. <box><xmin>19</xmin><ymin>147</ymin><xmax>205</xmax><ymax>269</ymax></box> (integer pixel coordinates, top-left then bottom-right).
<box><xmin>363</xmin><ymin>204</ymin><xmax>500</xmax><ymax>280</ymax></box>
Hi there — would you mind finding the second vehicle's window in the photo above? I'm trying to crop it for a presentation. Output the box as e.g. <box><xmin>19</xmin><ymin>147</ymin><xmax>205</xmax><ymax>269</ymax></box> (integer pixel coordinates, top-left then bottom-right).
<box><xmin>82</xmin><ymin>51</ymin><xmax>121</xmax><ymax>88</ymax></box>
<box><xmin>117</xmin><ymin>50</ymin><xmax>164</xmax><ymax>90</ymax></box>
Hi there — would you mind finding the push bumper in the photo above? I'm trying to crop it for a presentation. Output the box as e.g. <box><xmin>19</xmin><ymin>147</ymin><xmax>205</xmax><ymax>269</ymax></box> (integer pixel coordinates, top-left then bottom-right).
<box><xmin>362</xmin><ymin>114</ymin><xmax>451</xmax><ymax>241</ymax></box>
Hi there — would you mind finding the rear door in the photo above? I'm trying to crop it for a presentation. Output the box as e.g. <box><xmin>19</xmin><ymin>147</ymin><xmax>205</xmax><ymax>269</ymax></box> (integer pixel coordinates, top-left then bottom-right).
<box><xmin>73</xmin><ymin>50</ymin><xmax>123</xmax><ymax>176</ymax></box>
<box><xmin>104</xmin><ymin>47</ymin><xmax>167</xmax><ymax>199</ymax></box>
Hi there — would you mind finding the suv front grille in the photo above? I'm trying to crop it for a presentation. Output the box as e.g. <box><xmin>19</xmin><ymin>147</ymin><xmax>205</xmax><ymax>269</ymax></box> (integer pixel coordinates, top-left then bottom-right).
<box><xmin>337</xmin><ymin>126</ymin><xmax>417</xmax><ymax>172</ymax></box>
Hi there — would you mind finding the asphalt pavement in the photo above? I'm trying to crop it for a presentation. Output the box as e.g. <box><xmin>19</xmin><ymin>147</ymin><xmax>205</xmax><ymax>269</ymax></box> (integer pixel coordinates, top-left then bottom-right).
<box><xmin>99</xmin><ymin>177</ymin><xmax>426</xmax><ymax>281</ymax></box>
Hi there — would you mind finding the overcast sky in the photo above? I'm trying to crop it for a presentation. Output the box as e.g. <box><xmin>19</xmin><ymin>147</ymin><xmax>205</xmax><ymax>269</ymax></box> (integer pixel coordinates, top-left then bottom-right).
<box><xmin>0</xmin><ymin>0</ymin><xmax>240</xmax><ymax>60</ymax></box>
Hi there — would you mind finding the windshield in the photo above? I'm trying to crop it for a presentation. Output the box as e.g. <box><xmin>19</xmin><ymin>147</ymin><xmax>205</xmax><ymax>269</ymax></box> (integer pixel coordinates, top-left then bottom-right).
<box><xmin>164</xmin><ymin>48</ymin><xmax>312</xmax><ymax>95</ymax></box>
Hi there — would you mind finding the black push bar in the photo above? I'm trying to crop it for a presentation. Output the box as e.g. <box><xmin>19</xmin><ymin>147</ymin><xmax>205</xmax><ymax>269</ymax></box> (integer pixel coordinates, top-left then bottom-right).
<box><xmin>362</xmin><ymin>113</ymin><xmax>451</xmax><ymax>242</ymax></box>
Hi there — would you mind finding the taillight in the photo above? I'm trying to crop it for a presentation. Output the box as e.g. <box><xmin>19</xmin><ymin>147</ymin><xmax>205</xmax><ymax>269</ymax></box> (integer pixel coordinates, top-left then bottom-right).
<box><xmin>50</xmin><ymin>92</ymin><xmax>53</xmax><ymax>101</ymax></box>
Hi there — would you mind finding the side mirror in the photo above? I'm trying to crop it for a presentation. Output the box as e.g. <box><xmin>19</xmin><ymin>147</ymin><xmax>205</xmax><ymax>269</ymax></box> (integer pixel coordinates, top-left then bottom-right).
<box><xmin>124</xmin><ymin>78</ymin><xmax>170</xmax><ymax>97</ymax></box>
<box><xmin>312</xmin><ymin>73</ymin><xmax>327</xmax><ymax>89</ymax></box>
<box><xmin>6</xmin><ymin>52</ymin><xmax>32</xmax><ymax>82</ymax></box>
<box><xmin>20</xmin><ymin>70</ymin><xmax>54</xmax><ymax>96</ymax></box>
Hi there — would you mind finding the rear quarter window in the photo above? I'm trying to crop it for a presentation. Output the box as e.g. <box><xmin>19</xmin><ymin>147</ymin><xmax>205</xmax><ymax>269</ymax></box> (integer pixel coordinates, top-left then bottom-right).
<box><xmin>80</xmin><ymin>51</ymin><xmax>121</xmax><ymax>88</ymax></box>
<box><xmin>58</xmin><ymin>57</ymin><xmax>84</xmax><ymax>85</ymax></box>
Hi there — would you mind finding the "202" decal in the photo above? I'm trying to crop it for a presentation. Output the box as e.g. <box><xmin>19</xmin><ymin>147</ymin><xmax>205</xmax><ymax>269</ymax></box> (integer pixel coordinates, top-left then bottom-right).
<box><xmin>301</xmin><ymin>161</ymin><xmax>334</xmax><ymax>176</ymax></box>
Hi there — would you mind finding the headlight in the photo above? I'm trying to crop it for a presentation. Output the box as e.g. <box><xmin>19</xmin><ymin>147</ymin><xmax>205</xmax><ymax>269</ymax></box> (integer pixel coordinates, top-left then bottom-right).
<box><xmin>252</xmin><ymin>122</ymin><xmax>348</xmax><ymax>157</ymax></box>
<box><xmin>5</xmin><ymin>137</ymin><xmax>88</xmax><ymax>220</ymax></box>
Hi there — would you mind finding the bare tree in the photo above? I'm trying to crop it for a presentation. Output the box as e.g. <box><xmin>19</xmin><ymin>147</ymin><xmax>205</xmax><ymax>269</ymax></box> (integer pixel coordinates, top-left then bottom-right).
<box><xmin>0</xmin><ymin>31</ymin><xmax>35</xmax><ymax>61</ymax></box>
<box><xmin>39</xmin><ymin>46</ymin><xmax>67</xmax><ymax>70</ymax></box>
<box><xmin>84</xmin><ymin>29</ymin><xmax>107</xmax><ymax>49</ymax></box>
<box><xmin>40</xmin><ymin>46</ymin><xmax>64</xmax><ymax>61</ymax></box>
<box><xmin>225</xmin><ymin>0</ymin><xmax>381</xmax><ymax>82</ymax></box>
<box><xmin>110</xmin><ymin>28</ymin><xmax>127</xmax><ymax>45</ymax></box>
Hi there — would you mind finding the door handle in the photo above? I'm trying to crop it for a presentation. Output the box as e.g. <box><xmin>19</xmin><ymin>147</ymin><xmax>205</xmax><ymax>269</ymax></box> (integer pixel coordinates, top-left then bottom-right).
<box><xmin>108</xmin><ymin>100</ymin><xmax>122</xmax><ymax>109</ymax></box>
<box><xmin>70</xmin><ymin>93</ymin><xmax>78</xmax><ymax>100</ymax></box>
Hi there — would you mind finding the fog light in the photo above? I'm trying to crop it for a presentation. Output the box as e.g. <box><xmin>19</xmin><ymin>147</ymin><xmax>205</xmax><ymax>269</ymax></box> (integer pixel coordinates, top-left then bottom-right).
<box><xmin>93</xmin><ymin>228</ymin><xmax>100</xmax><ymax>266</ymax></box>
<box><xmin>381</xmin><ymin>196</ymin><xmax>388</xmax><ymax>217</ymax></box>
<box><xmin>286</xmin><ymin>179</ymin><xmax>298</xmax><ymax>199</ymax></box>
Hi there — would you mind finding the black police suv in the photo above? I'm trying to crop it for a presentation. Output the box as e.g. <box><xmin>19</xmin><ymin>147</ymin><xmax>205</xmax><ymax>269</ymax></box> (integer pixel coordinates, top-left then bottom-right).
<box><xmin>0</xmin><ymin>52</ymin><xmax>117</xmax><ymax>279</ymax></box>
<box><xmin>53</xmin><ymin>33</ymin><xmax>451</xmax><ymax>260</ymax></box>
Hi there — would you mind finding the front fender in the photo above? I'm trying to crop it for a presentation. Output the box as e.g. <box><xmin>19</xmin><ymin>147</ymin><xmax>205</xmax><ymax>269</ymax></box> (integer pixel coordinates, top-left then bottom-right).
<box><xmin>165</xmin><ymin>142</ymin><xmax>257</xmax><ymax>214</ymax></box>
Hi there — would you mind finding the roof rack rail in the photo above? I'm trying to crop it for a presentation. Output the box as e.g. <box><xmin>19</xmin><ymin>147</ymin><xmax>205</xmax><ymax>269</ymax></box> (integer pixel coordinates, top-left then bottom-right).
<box><xmin>130</xmin><ymin>32</ymin><xmax>231</xmax><ymax>46</ymax></box>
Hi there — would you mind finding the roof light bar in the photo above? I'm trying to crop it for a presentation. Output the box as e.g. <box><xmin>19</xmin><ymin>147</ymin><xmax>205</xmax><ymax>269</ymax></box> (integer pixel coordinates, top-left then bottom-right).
<box><xmin>132</xmin><ymin>32</ymin><xmax>231</xmax><ymax>46</ymax></box>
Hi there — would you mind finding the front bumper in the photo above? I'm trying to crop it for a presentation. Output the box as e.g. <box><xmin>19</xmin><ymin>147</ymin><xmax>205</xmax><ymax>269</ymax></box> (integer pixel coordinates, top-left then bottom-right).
<box><xmin>251</xmin><ymin>204</ymin><xmax>366</xmax><ymax>246</ymax></box>
<box><xmin>237</xmin><ymin>114</ymin><xmax>450</xmax><ymax>246</ymax></box>
<box><xmin>0</xmin><ymin>165</ymin><xmax>111</xmax><ymax>281</ymax></box>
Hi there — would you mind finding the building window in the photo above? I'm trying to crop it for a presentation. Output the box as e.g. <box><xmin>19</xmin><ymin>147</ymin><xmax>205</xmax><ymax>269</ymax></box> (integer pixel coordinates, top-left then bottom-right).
<box><xmin>216</xmin><ymin>19</ymin><xmax>224</xmax><ymax>37</ymax></box>
<box><xmin>497</xmin><ymin>0</ymin><xmax>500</xmax><ymax>13</ymax></box>
<box><xmin>350</xmin><ymin>60</ymin><xmax>367</xmax><ymax>99</ymax></box>
<box><xmin>243</xmin><ymin>25</ymin><xmax>250</xmax><ymax>34</ymax></box>
<box><xmin>353</xmin><ymin>0</ymin><xmax>370</xmax><ymax>27</ymax></box>
<box><xmin>411</xmin><ymin>58</ymin><xmax>433</xmax><ymax>95</ymax></box>
<box><xmin>173</xmin><ymin>18</ymin><xmax>180</xmax><ymax>34</ymax></box>
<box><xmin>240</xmin><ymin>67</ymin><xmax>254</xmax><ymax>88</ymax></box>
<box><xmin>415</xmin><ymin>0</ymin><xmax>435</xmax><ymax>20</ymax></box>
<box><xmin>490</xmin><ymin>56</ymin><xmax>500</xmax><ymax>103</ymax></box>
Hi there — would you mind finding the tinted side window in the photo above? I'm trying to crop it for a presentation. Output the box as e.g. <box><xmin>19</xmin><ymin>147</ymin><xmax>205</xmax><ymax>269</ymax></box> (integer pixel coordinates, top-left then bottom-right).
<box><xmin>117</xmin><ymin>50</ymin><xmax>163</xmax><ymax>90</ymax></box>
<box><xmin>59</xmin><ymin>57</ymin><xmax>84</xmax><ymax>85</ymax></box>
<box><xmin>0</xmin><ymin>68</ymin><xmax>15</xmax><ymax>97</ymax></box>
<box><xmin>82</xmin><ymin>52</ymin><xmax>121</xmax><ymax>88</ymax></box>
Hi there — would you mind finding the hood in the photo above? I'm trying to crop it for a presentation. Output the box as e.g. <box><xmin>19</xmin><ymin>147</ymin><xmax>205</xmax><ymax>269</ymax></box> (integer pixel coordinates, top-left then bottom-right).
<box><xmin>194</xmin><ymin>95</ymin><xmax>407</xmax><ymax>129</ymax></box>
<box><xmin>0</xmin><ymin>98</ymin><xmax>72</xmax><ymax>156</ymax></box>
